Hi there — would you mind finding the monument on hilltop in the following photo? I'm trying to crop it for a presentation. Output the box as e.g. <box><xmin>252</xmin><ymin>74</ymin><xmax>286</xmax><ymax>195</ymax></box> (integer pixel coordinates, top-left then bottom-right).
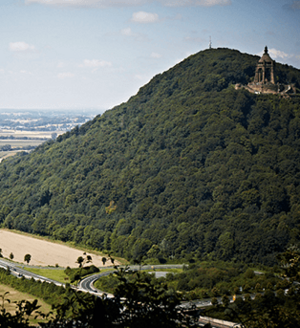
<box><xmin>253</xmin><ymin>46</ymin><xmax>275</xmax><ymax>85</ymax></box>
<box><xmin>235</xmin><ymin>46</ymin><xmax>296</xmax><ymax>96</ymax></box>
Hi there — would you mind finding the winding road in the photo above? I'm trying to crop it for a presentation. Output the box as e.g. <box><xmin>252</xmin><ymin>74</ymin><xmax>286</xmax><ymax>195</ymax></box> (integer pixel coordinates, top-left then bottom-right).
<box><xmin>78</xmin><ymin>264</ymin><xmax>184</xmax><ymax>297</ymax></box>
<box><xmin>0</xmin><ymin>260</ymin><xmax>240</xmax><ymax>327</ymax></box>
<box><xmin>0</xmin><ymin>258</ymin><xmax>65</xmax><ymax>286</ymax></box>
<box><xmin>0</xmin><ymin>258</ymin><xmax>184</xmax><ymax>298</ymax></box>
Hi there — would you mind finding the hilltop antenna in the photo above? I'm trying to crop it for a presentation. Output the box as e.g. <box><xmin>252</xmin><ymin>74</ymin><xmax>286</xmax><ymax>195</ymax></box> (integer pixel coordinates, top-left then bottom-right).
<box><xmin>208</xmin><ymin>36</ymin><xmax>212</xmax><ymax>49</ymax></box>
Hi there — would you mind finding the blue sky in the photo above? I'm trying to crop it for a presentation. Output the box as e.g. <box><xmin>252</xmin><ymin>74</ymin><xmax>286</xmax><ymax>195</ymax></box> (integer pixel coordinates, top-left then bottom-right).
<box><xmin>0</xmin><ymin>0</ymin><xmax>299</xmax><ymax>112</ymax></box>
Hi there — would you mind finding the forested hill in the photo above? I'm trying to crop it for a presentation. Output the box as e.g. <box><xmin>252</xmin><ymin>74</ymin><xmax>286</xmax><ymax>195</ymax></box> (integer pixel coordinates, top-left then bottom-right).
<box><xmin>1</xmin><ymin>48</ymin><xmax>300</xmax><ymax>265</ymax></box>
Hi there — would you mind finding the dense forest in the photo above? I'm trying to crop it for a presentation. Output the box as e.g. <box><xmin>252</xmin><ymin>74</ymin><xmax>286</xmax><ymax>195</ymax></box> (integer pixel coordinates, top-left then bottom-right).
<box><xmin>0</xmin><ymin>48</ymin><xmax>300</xmax><ymax>265</ymax></box>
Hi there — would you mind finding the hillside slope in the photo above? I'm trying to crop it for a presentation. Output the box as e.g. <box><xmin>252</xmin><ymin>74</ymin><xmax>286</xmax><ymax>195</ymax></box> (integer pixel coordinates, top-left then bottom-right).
<box><xmin>0</xmin><ymin>48</ymin><xmax>300</xmax><ymax>265</ymax></box>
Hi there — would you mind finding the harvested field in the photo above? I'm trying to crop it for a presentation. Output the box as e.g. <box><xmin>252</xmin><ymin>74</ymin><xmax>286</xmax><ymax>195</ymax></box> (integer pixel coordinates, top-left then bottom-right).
<box><xmin>0</xmin><ymin>129</ymin><xmax>64</xmax><ymax>139</ymax></box>
<box><xmin>0</xmin><ymin>139</ymin><xmax>45</xmax><ymax>147</ymax></box>
<box><xmin>0</xmin><ymin>230</ymin><xmax>115</xmax><ymax>268</ymax></box>
<box><xmin>0</xmin><ymin>151</ymin><xmax>18</xmax><ymax>161</ymax></box>
<box><xmin>0</xmin><ymin>283</ymin><xmax>52</xmax><ymax>325</ymax></box>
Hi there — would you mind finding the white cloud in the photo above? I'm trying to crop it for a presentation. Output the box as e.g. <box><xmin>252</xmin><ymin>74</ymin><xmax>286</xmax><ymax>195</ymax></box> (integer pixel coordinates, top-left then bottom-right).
<box><xmin>9</xmin><ymin>42</ymin><xmax>36</xmax><ymax>52</ymax></box>
<box><xmin>163</xmin><ymin>0</ymin><xmax>231</xmax><ymax>6</ymax></box>
<box><xmin>25</xmin><ymin>0</ymin><xmax>230</xmax><ymax>7</ymax></box>
<box><xmin>20</xmin><ymin>70</ymin><xmax>33</xmax><ymax>75</ymax></box>
<box><xmin>25</xmin><ymin>0</ymin><xmax>147</xmax><ymax>7</ymax></box>
<box><xmin>290</xmin><ymin>1</ymin><xmax>300</xmax><ymax>9</ymax></box>
<box><xmin>151</xmin><ymin>52</ymin><xmax>162</xmax><ymax>58</ymax></box>
<box><xmin>257</xmin><ymin>48</ymin><xmax>290</xmax><ymax>60</ymax></box>
<box><xmin>121</xmin><ymin>27</ymin><xmax>134</xmax><ymax>36</ymax></box>
<box><xmin>134</xmin><ymin>74</ymin><xmax>145</xmax><ymax>80</ymax></box>
<box><xmin>57</xmin><ymin>72</ymin><xmax>75</xmax><ymax>79</ymax></box>
<box><xmin>120</xmin><ymin>28</ymin><xmax>147</xmax><ymax>41</ymax></box>
<box><xmin>131</xmin><ymin>11</ymin><xmax>159</xmax><ymax>23</ymax></box>
<box><xmin>79</xmin><ymin>59</ymin><xmax>112</xmax><ymax>68</ymax></box>
<box><xmin>283</xmin><ymin>1</ymin><xmax>300</xmax><ymax>10</ymax></box>
<box><xmin>57</xmin><ymin>62</ymin><xmax>65</xmax><ymax>68</ymax></box>
<box><xmin>268</xmin><ymin>48</ymin><xmax>289</xmax><ymax>59</ymax></box>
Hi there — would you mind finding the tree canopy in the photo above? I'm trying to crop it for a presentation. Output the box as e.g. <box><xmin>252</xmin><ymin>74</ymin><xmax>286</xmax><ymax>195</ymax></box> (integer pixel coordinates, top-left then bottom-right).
<box><xmin>0</xmin><ymin>48</ymin><xmax>299</xmax><ymax>265</ymax></box>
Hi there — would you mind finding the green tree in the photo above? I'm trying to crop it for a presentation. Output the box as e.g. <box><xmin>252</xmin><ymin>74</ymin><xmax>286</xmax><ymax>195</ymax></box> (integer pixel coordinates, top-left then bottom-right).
<box><xmin>254</xmin><ymin>283</ymin><xmax>262</xmax><ymax>293</ymax></box>
<box><xmin>105</xmin><ymin>200</ymin><xmax>117</xmax><ymax>214</ymax></box>
<box><xmin>86</xmin><ymin>255</ymin><xmax>92</xmax><ymax>264</ymax></box>
<box><xmin>76</xmin><ymin>253</ymin><xmax>92</xmax><ymax>268</ymax></box>
<box><xmin>277</xmin><ymin>245</ymin><xmax>300</xmax><ymax>281</ymax></box>
<box><xmin>76</xmin><ymin>256</ymin><xmax>84</xmax><ymax>268</ymax></box>
<box><xmin>211</xmin><ymin>297</ymin><xmax>218</xmax><ymax>307</ymax></box>
<box><xmin>221</xmin><ymin>294</ymin><xmax>230</xmax><ymax>307</ymax></box>
<box><xmin>231</xmin><ymin>248</ymin><xmax>300</xmax><ymax>328</ymax></box>
<box><xmin>9</xmin><ymin>252</ymin><xmax>14</xmax><ymax>260</ymax></box>
<box><xmin>24</xmin><ymin>254</ymin><xmax>31</xmax><ymax>264</ymax></box>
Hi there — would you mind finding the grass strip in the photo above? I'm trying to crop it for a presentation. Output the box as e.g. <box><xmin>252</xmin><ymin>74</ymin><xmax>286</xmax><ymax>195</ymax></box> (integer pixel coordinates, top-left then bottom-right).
<box><xmin>22</xmin><ymin>267</ymin><xmax>70</xmax><ymax>284</ymax></box>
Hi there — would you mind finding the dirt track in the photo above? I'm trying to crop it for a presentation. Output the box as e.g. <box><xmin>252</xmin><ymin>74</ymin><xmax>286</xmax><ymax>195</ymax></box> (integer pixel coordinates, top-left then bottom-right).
<box><xmin>0</xmin><ymin>230</ymin><xmax>114</xmax><ymax>268</ymax></box>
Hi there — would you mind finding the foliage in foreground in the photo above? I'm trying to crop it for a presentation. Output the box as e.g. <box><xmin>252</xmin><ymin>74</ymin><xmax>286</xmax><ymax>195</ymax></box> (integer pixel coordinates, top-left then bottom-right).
<box><xmin>0</xmin><ymin>265</ymin><xmax>198</xmax><ymax>328</ymax></box>
<box><xmin>206</xmin><ymin>246</ymin><xmax>300</xmax><ymax>328</ymax></box>
<box><xmin>0</xmin><ymin>267</ymin><xmax>67</xmax><ymax>308</ymax></box>
<box><xmin>0</xmin><ymin>292</ymin><xmax>42</xmax><ymax>328</ymax></box>
<box><xmin>94</xmin><ymin>260</ymin><xmax>283</xmax><ymax>300</ymax></box>
<box><xmin>1</xmin><ymin>248</ymin><xmax>300</xmax><ymax>327</ymax></box>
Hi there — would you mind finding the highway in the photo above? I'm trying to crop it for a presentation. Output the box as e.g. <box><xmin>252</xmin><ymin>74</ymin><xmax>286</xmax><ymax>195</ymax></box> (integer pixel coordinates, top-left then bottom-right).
<box><xmin>0</xmin><ymin>260</ymin><xmax>236</xmax><ymax>309</ymax></box>
<box><xmin>77</xmin><ymin>265</ymin><xmax>238</xmax><ymax>328</ymax></box>
<box><xmin>78</xmin><ymin>270</ymin><xmax>114</xmax><ymax>297</ymax></box>
<box><xmin>0</xmin><ymin>260</ymin><xmax>241</xmax><ymax>327</ymax></box>
<box><xmin>78</xmin><ymin>264</ymin><xmax>184</xmax><ymax>297</ymax></box>
<box><xmin>0</xmin><ymin>258</ymin><xmax>65</xmax><ymax>287</ymax></box>
<box><xmin>0</xmin><ymin>259</ymin><xmax>184</xmax><ymax>298</ymax></box>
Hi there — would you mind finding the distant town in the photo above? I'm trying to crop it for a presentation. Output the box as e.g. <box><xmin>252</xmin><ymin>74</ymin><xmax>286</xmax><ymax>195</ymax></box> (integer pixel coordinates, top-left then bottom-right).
<box><xmin>0</xmin><ymin>109</ymin><xmax>101</xmax><ymax>161</ymax></box>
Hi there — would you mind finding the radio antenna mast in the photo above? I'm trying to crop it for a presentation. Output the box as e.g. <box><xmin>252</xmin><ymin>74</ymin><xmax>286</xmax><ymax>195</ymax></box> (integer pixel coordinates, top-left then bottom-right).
<box><xmin>208</xmin><ymin>36</ymin><xmax>212</xmax><ymax>49</ymax></box>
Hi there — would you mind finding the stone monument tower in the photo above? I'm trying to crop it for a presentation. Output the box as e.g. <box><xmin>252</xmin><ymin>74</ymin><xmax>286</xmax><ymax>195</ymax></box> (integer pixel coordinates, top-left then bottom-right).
<box><xmin>235</xmin><ymin>46</ymin><xmax>296</xmax><ymax>96</ymax></box>
<box><xmin>253</xmin><ymin>46</ymin><xmax>275</xmax><ymax>84</ymax></box>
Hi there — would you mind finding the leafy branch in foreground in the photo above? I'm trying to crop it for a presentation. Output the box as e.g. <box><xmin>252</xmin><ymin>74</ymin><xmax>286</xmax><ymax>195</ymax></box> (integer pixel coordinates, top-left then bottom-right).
<box><xmin>0</xmin><ymin>260</ymin><xmax>198</xmax><ymax>327</ymax></box>
<box><xmin>208</xmin><ymin>247</ymin><xmax>300</xmax><ymax>328</ymax></box>
<box><xmin>0</xmin><ymin>291</ymin><xmax>43</xmax><ymax>328</ymax></box>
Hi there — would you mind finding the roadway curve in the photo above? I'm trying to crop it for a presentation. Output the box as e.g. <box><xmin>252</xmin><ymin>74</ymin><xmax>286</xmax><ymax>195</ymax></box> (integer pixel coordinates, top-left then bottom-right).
<box><xmin>78</xmin><ymin>264</ymin><xmax>184</xmax><ymax>297</ymax></box>
<box><xmin>0</xmin><ymin>259</ymin><xmax>184</xmax><ymax>298</ymax></box>
<box><xmin>0</xmin><ymin>260</ymin><xmax>243</xmax><ymax>327</ymax></box>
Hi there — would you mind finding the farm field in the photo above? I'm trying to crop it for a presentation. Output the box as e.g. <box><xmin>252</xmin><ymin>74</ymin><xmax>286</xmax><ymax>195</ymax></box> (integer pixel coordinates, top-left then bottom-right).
<box><xmin>0</xmin><ymin>130</ymin><xmax>63</xmax><ymax>139</ymax></box>
<box><xmin>0</xmin><ymin>129</ymin><xmax>65</xmax><ymax>142</ymax></box>
<box><xmin>0</xmin><ymin>130</ymin><xmax>65</xmax><ymax>160</ymax></box>
<box><xmin>0</xmin><ymin>139</ymin><xmax>45</xmax><ymax>147</ymax></box>
<box><xmin>0</xmin><ymin>283</ymin><xmax>52</xmax><ymax>325</ymax></box>
<box><xmin>0</xmin><ymin>229</ymin><xmax>115</xmax><ymax>268</ymax></box>
<box><xmin>0</xmin><ymin>151</ymin><xmax>18</xmax><ymax>160</ymax></box>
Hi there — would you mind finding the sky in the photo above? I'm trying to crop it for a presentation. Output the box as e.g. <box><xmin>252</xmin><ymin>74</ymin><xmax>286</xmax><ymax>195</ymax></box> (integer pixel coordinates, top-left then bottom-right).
<box><xmin>0</xmin><ymin>0</ymin><xmax>299</xmax><ymax>113</ymax></box>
